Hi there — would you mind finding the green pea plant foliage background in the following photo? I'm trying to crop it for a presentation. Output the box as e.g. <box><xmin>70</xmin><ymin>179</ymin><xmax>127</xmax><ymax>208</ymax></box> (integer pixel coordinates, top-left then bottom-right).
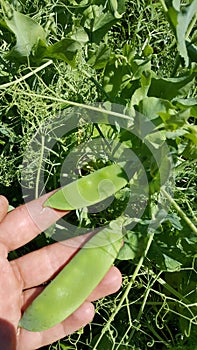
<box><xmin>0</xmin><ymin>0</ymin><xmax>197</xmax><ymax>349</ymax></box>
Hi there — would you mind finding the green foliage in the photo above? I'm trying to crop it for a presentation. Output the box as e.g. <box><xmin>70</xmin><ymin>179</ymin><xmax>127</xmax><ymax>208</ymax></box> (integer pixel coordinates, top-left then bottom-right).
<box><xmin>166</xmin><ymin>0</ymin><xmax>197</xmax><ymax>66</ymax></box>
<box><xmin>5</xmin><ymin>9</ymin><xmax>46</xmax><ymax>58</ymax></box>
<box><xmin>0</xmin><ymin>0</ymin><xmax>197</xmax><ymax>348</ymax></box>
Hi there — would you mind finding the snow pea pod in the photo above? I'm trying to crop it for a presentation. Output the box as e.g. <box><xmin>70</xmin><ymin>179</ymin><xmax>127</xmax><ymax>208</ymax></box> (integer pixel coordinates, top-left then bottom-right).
<box><xmin>44</xmin><ymin>163</ymin><xmax>128</xmax><ymax>210</ymax></box>
<box><xmin>19</xmin><ymin>221</ymin><xmax>123</xmax><ymax>331</ymax></box>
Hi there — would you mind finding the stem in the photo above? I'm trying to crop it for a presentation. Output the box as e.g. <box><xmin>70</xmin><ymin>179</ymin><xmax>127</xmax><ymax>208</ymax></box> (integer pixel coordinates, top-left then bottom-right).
<box><xmin>13</xmin><ymin>91</ymin><xmax>132</xmax><ymax>121</ymax></box>
<box><xmin>149</xmin><ymin>270</ymin><xmax>191</xmax><ymax>304</ymax></box>
<box><xmin>0</xmin><ymin>60</ymin><xmax>53</xmax><ymax>90</ymax></box>
<box><xmin>93</xmin><ymin>123</ymin><xmax>111</xmax><ymax>151</ymax></box>
<box><xmin>129</xmin><ymin>283</ymin><xmax>151</xmax><ymax>340</ymax></box>
<box><xmin>161</xmin><ymin>188</ymin><xmax>197</xmax><ymax>236</ymax></box>
<box><xmin>186</xmin><ymin>201</ymin><xmax>197</xmax><ymax>224</ymax></box>
<box><xmin>171</xmin><ymin>54</ymin><xmax>181</xmax><ymax>77</ymax></box>
<box><xmin>159</xmin><ymin>0</ymin><xmax>168</xmax><ymax>13</ymax></box>
<box><xmin>35</xmin><ymin>135</ymin><xmax>45</xmax><ymax>199</ymax></box>
<box><xmin>92</xmin><ymin>232</ymin><xmax>155</xmax><ymax>350</ymax></box>
<box><xmin>80</xmin><ymin>68</ymin><xmax>110</xmax><ymax>100</ymax></box>
<box><xmin>145</xmin><ymin>322</ymin><xmax>170</xmax><ymax>347</ymax></box>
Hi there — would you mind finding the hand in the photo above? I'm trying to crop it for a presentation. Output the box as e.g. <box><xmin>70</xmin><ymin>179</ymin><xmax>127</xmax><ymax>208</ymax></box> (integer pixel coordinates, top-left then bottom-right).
<box><xmin>0</xmin><ymin>194</ymin><xmax>122</xmax><ymax>350</ymax></box>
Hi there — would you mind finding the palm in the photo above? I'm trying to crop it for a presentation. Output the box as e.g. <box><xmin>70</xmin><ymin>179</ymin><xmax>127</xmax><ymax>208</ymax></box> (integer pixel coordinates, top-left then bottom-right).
<box><xmin>0</xmin><ymin>195</ymin><xmax>122</xmax><ymax>350</ymax></box>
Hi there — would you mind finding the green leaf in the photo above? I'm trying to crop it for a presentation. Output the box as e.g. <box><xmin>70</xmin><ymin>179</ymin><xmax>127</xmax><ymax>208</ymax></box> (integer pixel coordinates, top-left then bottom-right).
<box><xmin>148</xmin><ymin>73</ymin><xmax>196</xmax><ymax>100</ymax></box>
<box><xmin>144</xmin><ymin>130</ymin><xmax>166</xmax><ymax>149</ymax></box>
<box><xmin>0</xmin><ymin>123</ymin><xmax>15</xmax><ymax>141</ymax></box>
<box><xmin>43</xmin><ymin>38</ymin><xmax>81</xmax><ymax>67</ymax></box>
<box><xmin>88</xmin><ymin>43</ymin><xmax>111</xmax><ymax>69</ymax></box>
<box><xmin>70</xmin><ymin>26</ymin><xmax>89</xmax><ymax>44</ymax></box>
<box><xmin>138</xmin><ymin>96</ymin><xmax>174</xmax><ymax>121</ymax></box>
<box><xmin>83</xmin><ymin>4</ymin><xmax>124</xmax><ymax>43</ymax></box>
<box><xmin>108</xmin><ymin>0</ymin><xmax>125</xmax><ymax>18</ymax></box>
<box><xmin>166</xmin><ymin>213</ymin><xmax>183</xmax><ymax>230</ymax></box>
<box><xmin>130</xmin><ymin>58</ymin><xmax>151</xmax><ymax>80</ymax></box>
<box><xmin>173</xmin><ymin>97</ymin><xmax>197</xmax><ymax>117</ymax></box>
<box><xmin>5</xmin><ymin>10</ymin><xmax>46</xmax><ymax>58</ymax></box>
<box><xmin>103</xmin><ymin>56</ymin><xmax>131</xmax><ymax>97</ymax></box>
<box><xmin>167</xmin><ymin>0</ymin><xmax>197</xmax><ymax>66</ymax></box>
<box><xmin>165</xmin><ymin>129</ymin><xmax>188</xmax><ymax>139</ymax></box>
<box><xmin>118</xmin><ymin>231</ymin><xmax>139</xmax><ymax>260</ymax></box>
<box><xmin>183</xmin><ymin>125</ymin><xmax>197</xmax><ymax>159</ymax></box>
<box><xmin>59</xmin><ymin>344</ymin><xmax>75</xmax><ymax>350</ymax></box>
<box><xmin>173</xmin><ymin>97</ymin><xmax>197</xmax><ymax>107</ymax></box>
<box><xmin>161</xmin><ymin>108</ymin><xmax>191</xmax><ymax>128</ymax></box>
<box><xmin>185</xmin><ymin>125</ymin><xmax>197</xmax><ymax>144</ymax></box>
<box><xmin>187</xmin><ymin>41</ymin><xmax>197</xmax><ymax>63</ymax></box>
<box><xmin>130</xmin><ymin>72</ymin><xmax>152</xmax><ymax>106</ymax></box>
<box><xmin>148</xmin><ymin>240</ymin><xmax>183</xmax><ymax>272</ymax></box>
<box><xmin>142</xmin><ymin>44</ymin><xmax>154</xmax><ymax>57</ymax></box>
<box><xmin>163</xmin><ymin>254</ymin><xmax>182</xmax><ymax>271</ymax></box>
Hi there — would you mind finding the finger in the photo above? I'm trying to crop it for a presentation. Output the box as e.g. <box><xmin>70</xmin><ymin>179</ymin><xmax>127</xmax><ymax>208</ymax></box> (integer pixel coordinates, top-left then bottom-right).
<box><xmin>0</xmin><ymin>191</ymin><xmax>69</xmax><ymax>252</ymax></box>
<box><xmin>87</xmin><ymin>266</ymin><xmax>122</xmax><ymax>301</ymax></box>
<box><xmin>0</xmin><ymin>196</ymin><xmax>9</xmax><ymax>222</ymax></box>
<box><xmin>21</xmin><ymin>287</ymin><xmax>44</xmax><ymax>312</ymax></box>
<box><xmin>11</xmin><ymin>234</ymin><xmax>91</xmax><ymax>289</ymax></box>
<box><xmin>17</xmin><ymin>302</ymin><xmax>94</xmax><ymax>350</ymax></box>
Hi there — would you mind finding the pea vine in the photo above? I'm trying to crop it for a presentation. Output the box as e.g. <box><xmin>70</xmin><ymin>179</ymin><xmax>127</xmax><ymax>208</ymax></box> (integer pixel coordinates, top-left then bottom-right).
<box><xmin>0</xmin><ymin>0</ymin><xmax>197</xmax><ymax>348</ymax></box>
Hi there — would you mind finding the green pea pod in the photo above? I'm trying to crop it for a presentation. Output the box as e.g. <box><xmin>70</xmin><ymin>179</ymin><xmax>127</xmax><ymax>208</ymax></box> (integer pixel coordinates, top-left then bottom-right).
<box><xmin>43</xmin><ymin>163</ymin><xmax>128</xmax><ymax>210</ymax></box>
<box><xmin>19</xmin><ymin>221</ymin><xmax>123</xmax><ymax>331</ymax></box>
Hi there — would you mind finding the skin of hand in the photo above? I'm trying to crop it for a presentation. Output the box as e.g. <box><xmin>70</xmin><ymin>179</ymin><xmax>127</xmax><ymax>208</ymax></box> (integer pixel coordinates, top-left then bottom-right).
<box><xmin>0</xmin><ymin>194</ymin><xmax>122</xmax><ymax>350</ymax></box>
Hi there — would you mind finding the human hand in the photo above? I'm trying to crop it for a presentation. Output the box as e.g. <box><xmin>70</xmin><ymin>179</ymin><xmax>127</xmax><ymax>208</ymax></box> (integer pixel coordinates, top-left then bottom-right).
<box><xmin>0</xmin><ymin>194</ymin><xmax>122</xmax><ymax>350</ymax></box>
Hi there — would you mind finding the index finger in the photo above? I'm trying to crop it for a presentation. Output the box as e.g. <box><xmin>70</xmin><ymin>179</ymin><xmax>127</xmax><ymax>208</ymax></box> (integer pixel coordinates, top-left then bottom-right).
<box><xmin>0</xmin><ymin>192</ymin><xmax>69</xmax><ymax>252</ymax></box>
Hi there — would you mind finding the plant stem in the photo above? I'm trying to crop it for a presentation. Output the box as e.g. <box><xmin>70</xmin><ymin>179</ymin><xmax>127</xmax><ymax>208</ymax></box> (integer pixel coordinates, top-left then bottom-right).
<box><xmin>92</xmin><ymin>232</ymin><xmax>155</xmax><ymax>350</ymax></box>
<box><xmin>129</xmin><ymin>281</ymin><xmax>151</xmax><ymax>340</ymax></box>
<box><xmin>0</xmin><ymin>60</ymin><xmax>53</xmax><ymax>89</ymax></box>
<box><xmin>35</xmin><ymin>135</ymin><xmax>45</xmax><ymax>199</ymax></box>
<box><xmin>80</xmin><ymin>68</ymin><xmax>110</xmax><ymax>100</ymax></box>
<box><xmin>149</xmin><ymin>270</ymin><xmax>191</xmax><ymax>304</ymax></box>
<box><xmin>159</xmin><ymin>0</ymin><xmax>168</xmax><ymax>13</ymax></box>
<box><xmin>15</xmin><ymin>91</ymin><xmax>133</xmax><ymax>121</ymax></box>
<box><xmin>161</xmin><ymin>188</ymin><xmax>197</xmax><ymax>236</ymax></box>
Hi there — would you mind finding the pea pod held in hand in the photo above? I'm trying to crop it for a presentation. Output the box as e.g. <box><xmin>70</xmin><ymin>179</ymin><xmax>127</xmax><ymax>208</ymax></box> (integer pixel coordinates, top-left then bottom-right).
<box><xmin>43</xmin><ymin>163</ymin><xmax>128</xmax><ymax>210</ymax></box>
<box><xmin>19</xmin><ymin>221</ymin><xmax>123</xmax><ymax>331</ymax></box>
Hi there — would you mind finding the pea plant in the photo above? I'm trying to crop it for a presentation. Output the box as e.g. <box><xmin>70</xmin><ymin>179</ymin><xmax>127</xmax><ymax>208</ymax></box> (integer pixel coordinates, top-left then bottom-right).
<box><xmin>0</xmin><ymin>0</ymin><xmax>197</xmax><ymax>349</ymax></box>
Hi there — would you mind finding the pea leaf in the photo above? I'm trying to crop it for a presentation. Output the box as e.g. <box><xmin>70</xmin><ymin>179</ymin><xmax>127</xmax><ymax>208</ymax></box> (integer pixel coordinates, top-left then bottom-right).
<box><xmin>166</xmin><ymin>0</ymin><xmax>197</xmax><ymax>66</ymax></box>
<box><xmin>43</xmin><ymin>38</ymin><xmax>81</xmax><ymax>67</ymax></box>
<box><xmin>5</xmin><ymin>10</ymin><xmax>46</xmax><ymax>58</ymax></box>
<box><xmin>148</xmin><ymin>240</ymin><xmax>182</xmax><ymax>272</ymax></box>
<box><xmin>173</xmin><ymin>97</ymin><xmax>197</xmax><ymax>117</ymax></box>
<box><xmin>108</xmin><ymin>0</ymin><xmax>125</xmax><ymax>18</ymax></box>
<box><xmin>138</xmin><ymin>96</ymin><xmax>174</xmax><ymax>121</ymax></box>
<box><xmin>130</xmin><ymin>72</ymin><xmax>152</xmax><ymax>106</ymax></box>
<box><xmin>82</xmin><ymin>4</ymin><xmax>124</xmax><ymax>43</ymax></box>
<box><xmin>186</xmin><ymin>41</ymin><xmax>197</xmax><ymax>63</ymax></box>
<box><xmin>70</xmin><ymin>26</ymin><xmax>89</xmax><ymax>44</ymax></box>
<box><xmin>103</xmin><ymin>56</ymin><xmax>131</xmax><ymax>97</ymax></box>
<box><xmin>118</xmin><ymin>231</ymin><xmax>139</xmax><ymax>260</ymax></box>
<box><xmin>183</xmin><ymin>125</ymin><xmax>197</xmax><ymax>159</ymax></box>
<box><xmin>88</xmin><ymin>43</ymin><xmax>111</xmax><ymax>69</ymax></box>
<box><xmin>148</xmin><ymin>72</ymin><xmax>196</xmax><ymax>100</ymax></box>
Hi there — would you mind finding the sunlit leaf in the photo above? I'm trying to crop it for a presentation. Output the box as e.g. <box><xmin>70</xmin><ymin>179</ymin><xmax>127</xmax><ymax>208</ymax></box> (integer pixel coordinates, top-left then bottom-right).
<box><xmin>43</xmin><ymin>38</ymin><xmax>81</xmax><ymax>67</ymax></box>
<box><xmin>148</xmin><ymin>73</ymin><xmax>196</xmax><ymax>100</ymax></box>
<box><xmin>5</xmin><ymin>10</ymin><xmax>46</xmax><ymax>57</ymax></box>
<box><xmin>166</xmin><ymin>0</ymin><xmax>197</xmax><ymax>66</ymax></box>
